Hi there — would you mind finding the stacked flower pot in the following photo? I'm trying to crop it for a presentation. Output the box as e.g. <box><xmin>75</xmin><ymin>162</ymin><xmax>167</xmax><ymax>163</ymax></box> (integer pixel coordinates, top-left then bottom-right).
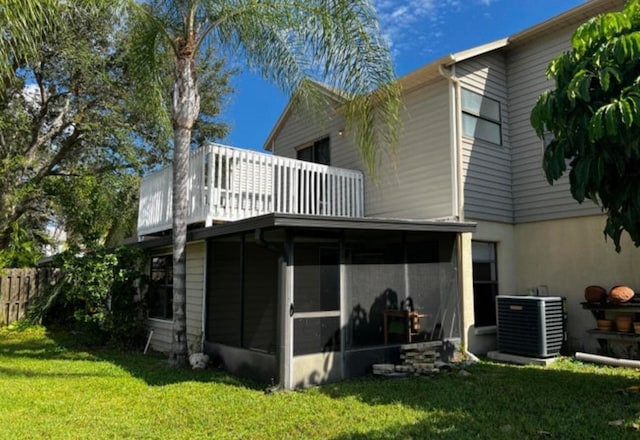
<box><xmin>587</xmin><ymin>285</ymin><xmax>639</xmax><ymax>333</ymax></box>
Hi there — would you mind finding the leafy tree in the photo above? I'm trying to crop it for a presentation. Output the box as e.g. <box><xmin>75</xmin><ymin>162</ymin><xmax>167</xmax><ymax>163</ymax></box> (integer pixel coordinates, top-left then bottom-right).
<box><xmin>126</xmin><ymin>0</ymin><xmax>401</xmax><ymax>365</ymax></box>
<box><xmin>47</xmin><ymin>174</ymin><xmax>140</xmax><ymax>249</ymax></box>
<box><xmin>0</xmin><ymin>1</ymin><xmax>232</xmax><ymax>265</ymax></box>
<box><xmin>531</xmin><ymin>0</ymin><xmax>640</xmax><ymax>251</ymax></box>
<box><xmin>0</xmin><ymin>222</ymin><xmax>44</xmax><ymax>268</ymax></box>
<box><xmin>0</xmin><ymin>0</ymin><xmax>136</xmax><ymax>262</ymax></box>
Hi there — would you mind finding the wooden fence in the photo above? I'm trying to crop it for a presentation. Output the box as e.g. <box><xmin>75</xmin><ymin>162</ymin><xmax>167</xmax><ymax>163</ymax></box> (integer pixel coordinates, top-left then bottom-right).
<box><xmin>0</xmin><ymin>268</ymin><xmax>41</xmax><ymax>326</ymax></box>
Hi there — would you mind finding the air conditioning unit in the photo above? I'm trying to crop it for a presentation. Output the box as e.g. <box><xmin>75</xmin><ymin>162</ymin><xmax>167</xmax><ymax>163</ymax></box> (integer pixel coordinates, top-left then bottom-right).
<box><xmin>496</xmin><ymin>295</ymin><xmax>566</xmax><ymax>358</ymax></box>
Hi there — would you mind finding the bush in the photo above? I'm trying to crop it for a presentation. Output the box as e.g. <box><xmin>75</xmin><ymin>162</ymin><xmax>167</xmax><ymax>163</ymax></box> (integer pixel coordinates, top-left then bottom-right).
<box><xmin>28</xmin><ymin>246</ymin><xmax>148</xmax><ymax>347</ymax></box>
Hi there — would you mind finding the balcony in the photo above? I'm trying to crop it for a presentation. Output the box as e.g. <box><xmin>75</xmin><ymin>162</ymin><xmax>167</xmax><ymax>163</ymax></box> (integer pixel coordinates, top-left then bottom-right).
<box><xmin>137</xmin><ymin>143</ymin><xmax>365</xmax><ymax>236</ymax></box>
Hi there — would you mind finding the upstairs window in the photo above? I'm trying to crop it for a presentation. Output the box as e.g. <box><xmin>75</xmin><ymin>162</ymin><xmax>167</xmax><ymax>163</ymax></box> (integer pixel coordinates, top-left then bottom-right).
<box><xmin>297</xmin><ymin>137</ymin><xmax>330</xmax><ymax>165</ymax></box>
<box><xmin>461</xmin><ymin>88</ymin><xmax>502</xmax><ymax>145</ymax></box>
<box><xmin>148</xmin><ymin>255</ymin><xmax>173</xmax><ymax>320</ymax></box>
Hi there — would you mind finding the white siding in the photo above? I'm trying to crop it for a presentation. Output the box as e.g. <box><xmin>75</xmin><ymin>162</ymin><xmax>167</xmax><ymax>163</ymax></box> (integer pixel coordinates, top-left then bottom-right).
<box><xmin>365</xmin><ymin>80</ymin><xmax>454</xmax><ymax>219</ymax></box>
<box><xmin>186</xmin><ymin>242</ymin><xmax>205</xmax><ymax>344</ymax></box>
<box><xmin>457</xmin><ymin>52</ymin><xmax>513</xmax><ymax>223</ymax></box>
<box><xmin>147</xmin><ymin>242</ymin><xmax>206</xmax><ymax>353</ymax></box>
<box><xmin>271</xmin><ymin>80</ymin><xmax>455</xmax><ymax>220</ymax></box>
<box><xmin>271</xmin><ymin>104</ymin><xmax>340</xmax><ymax>161</ymax></box>
<box><xmin>507</xmin><ymin>28</ymin><xmax>601</xmax><ymax>222</ymax></box>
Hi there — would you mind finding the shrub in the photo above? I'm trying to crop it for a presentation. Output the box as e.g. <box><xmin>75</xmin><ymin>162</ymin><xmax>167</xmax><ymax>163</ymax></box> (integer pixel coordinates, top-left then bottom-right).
<box><xmin>28</xmin><ymin>246</ymin><xmax>148</xmax><ymax>347</ymax></box>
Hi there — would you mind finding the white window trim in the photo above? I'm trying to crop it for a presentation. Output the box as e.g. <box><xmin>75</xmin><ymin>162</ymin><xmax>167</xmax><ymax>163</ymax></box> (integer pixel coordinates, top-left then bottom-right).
<box><xmin>461</xmin><ymin>88</ymin><xmax>502</xmax><ymax>146</ymax></box>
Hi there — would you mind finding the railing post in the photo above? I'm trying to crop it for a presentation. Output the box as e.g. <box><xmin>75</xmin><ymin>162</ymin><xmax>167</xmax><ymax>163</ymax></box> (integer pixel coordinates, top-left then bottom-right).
<box><xmin>137</xmin><ymin>142</ymin><xmax>365</xmax><ymax>236</ymax></box>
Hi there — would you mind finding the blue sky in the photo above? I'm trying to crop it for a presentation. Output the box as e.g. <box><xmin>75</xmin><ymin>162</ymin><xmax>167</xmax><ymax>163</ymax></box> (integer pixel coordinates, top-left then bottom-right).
<box><xmin>221</xmin><ymin>0</ymin><xmax>587</xmax><ymax>152</ymax></box>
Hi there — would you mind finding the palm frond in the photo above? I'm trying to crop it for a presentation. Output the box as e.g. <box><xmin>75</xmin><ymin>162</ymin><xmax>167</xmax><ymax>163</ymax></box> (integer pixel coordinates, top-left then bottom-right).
<box><xmin>0</xmin><ymin>0</ymin><xmax>58</xmax><ymax>89</ymax></box>
<box><xmin>125</xmin><ymin>3</ymin><xmax>176</xmax><ymax>141</ymax></box>
<box><xmin>200</xmin><ymin>0</ymin><xmax>401</xmax><ymax>174</ymax></box>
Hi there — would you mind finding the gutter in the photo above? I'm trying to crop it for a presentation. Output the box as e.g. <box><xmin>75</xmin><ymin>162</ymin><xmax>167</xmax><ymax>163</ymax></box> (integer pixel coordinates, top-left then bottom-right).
<box><xmin>438</xmin><ymin>64</ymin><xmax>464</xmax><ymax>221</ymax></box>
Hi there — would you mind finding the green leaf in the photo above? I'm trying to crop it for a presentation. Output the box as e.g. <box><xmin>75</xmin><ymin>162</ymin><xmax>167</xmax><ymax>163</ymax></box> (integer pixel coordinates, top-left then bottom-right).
<box><xmin>570</xmin><ymin>156</ymin><xmax>591</xmax><ymax>202</ymax></box>
<box><xmin>599</xmin><ymin>68</ymin><xmax>611</xmax><ymax>91</ymax></box>
<box><xmin>542</xmin><ymin>139</ymin><xmax>567</xmax><ymax>183</ymax></box>
<box><xmin>531</xmin><ymin>91</ymin><xmax>554</xmax><ymax>135</ymax></box>
<box><xmin>601</xmin><ymin>102</ymin><xmax>619</xmax><ymax>136</ymax></box>
<box><xmin>589</xmin><ymin>107</ymin><xmax>606</xmax><ymax>140</ymax></box>
<box><xmin>568</xmin><ymin>69</ymin><xmax>592</xmax><ymax>103</ymax></box>
<box><xmin>619</xmin><ymin>98</ymin><xmax>634</xmax><ymax>127</ymax></box>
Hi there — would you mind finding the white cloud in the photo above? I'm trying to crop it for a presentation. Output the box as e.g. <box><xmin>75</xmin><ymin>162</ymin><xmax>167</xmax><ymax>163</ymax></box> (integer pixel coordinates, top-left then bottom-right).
<box><xmin>372</xmin><ymin>0</ymin><xmax>495</xmax><ymax>60</ymax></box>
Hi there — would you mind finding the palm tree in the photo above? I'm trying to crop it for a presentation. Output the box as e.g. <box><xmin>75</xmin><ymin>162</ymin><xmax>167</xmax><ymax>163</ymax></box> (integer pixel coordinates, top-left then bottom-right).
<box><xmin>130</xmin><ymin>0</ymin><xmax>402</xmax><ymax>366</ymax></box>
<box><xmin>2</xmin><ymin>0</ymin><xmax>401</xmax><ymax>366</ymax></box>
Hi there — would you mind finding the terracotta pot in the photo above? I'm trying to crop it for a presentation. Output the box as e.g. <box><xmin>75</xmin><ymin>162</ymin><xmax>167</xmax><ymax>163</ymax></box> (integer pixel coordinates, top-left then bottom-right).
<box><xmin>609</xmin><ymin>285</ymin><xmax>635</xmax><ymax>304</ymax></box>
<box><xmin>616</xmin><ymin>315</ymin><xmax>633</xmax><ymax>332</ymax></box>
<box><xmin>584</xmin><ymin>285</ymin><xmax>607</xmax><ymax>303</ymax></box>
<box><xmin>597</xmin><ymin>319</ymin><xmax>613</xmax><ymax>331</ymax></box>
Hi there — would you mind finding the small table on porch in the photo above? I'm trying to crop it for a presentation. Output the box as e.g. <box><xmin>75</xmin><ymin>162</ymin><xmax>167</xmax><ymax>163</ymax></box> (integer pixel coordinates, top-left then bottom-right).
<box><xmin>383</xmin><ymin>310</ymin><xmax>426</xmax><ymax>344</ymax></box>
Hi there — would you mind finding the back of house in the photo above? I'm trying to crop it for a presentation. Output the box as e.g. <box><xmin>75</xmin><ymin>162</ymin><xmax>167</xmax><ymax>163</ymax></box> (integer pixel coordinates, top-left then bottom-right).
<box><xmin>137</xmin><ymin>0</ymin><xmax>640</xmax><ymax>388</ymax></box>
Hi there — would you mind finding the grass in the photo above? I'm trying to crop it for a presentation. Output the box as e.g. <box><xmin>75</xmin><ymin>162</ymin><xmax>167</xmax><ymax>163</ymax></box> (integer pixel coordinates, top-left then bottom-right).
<box><xmin>1</xmin><ymin>327</ymin><xmax>640</xmax><ymax>439</ymax></box>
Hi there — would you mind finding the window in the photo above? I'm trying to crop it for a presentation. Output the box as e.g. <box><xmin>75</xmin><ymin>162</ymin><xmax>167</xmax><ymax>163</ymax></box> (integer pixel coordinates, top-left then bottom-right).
<box><xmin>297</xmin><ymin>137</ymin><xmax>330</xmax><ymax>165</ymax></box>
<box><xmin>148</xmin><ymin>255</ymin><xmax>173</xmax><ymax>320</ymax></box>
<box><xmin>461</xmin><ymin>88</ymin><xmax>502</xmax><ymax>145</ymax></box>
<box><xmin>472</xmin><ymin>241</ymin><xmax>498</xmax><ymax>327</ymax></box>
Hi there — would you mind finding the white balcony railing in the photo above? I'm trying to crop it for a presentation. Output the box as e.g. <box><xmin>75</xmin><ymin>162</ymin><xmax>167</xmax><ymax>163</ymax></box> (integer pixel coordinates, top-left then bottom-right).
<box><xmin>137</xmin><ymin>143</ymin><xmax>365</xmax><ymax>236</ymax></box>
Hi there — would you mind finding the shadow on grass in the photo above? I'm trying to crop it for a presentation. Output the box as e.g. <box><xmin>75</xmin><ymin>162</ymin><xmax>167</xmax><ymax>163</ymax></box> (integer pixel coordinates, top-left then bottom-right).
<box><xmin>94</xmin><ymin>347</ymin><xmax>264</xmax><ymax>389</ymax></box>
<box><xmin>0</xmin><ymin>326</ymin><xmax>263</xmax><ymax>390</ymax></box>
<box><xmin>321</xmin><ymin>361</ymin><xmax>640</xmax><ymax>440</ymax></box>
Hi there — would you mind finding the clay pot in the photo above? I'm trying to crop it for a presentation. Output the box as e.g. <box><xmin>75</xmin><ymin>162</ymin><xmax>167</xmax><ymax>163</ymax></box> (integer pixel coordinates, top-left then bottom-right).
<box><xmin>609</xmin><ymin>285</ymin><xmax>635</xmax><ymax>304</ymax></box>
<box><xmin>584</xmin><ymin>285</ymin><xmax>607</xmax><ymax>303</ymax></box>
<box><xmin>597</xmin><ymin>319</ymin><xmax>613</xmax><ymax>331</ymax></box>
<box><xmin>616</xmin><ymin>315</ymin><xmax>633</xmax><ymax>333</ymax></box>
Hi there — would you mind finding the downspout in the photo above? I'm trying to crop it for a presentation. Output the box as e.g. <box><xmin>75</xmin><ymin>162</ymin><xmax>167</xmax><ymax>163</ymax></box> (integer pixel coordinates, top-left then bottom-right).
<box><xmin>438</xmin><ymin>64</ymin><xmax>464</xmax><ymax>221</ymax></box>
<box><xmin>255</xmin><ymin>228</ymin><xmax>282</xmax><ymax>254</ymax></box>
<box><xmin>439</xmin><ymin>63</ymin><xmax>470</xmax><ymax>351</ymax></box>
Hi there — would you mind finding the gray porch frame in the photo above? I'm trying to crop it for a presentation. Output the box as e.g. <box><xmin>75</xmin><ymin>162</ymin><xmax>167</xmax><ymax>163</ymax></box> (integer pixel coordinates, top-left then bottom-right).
<box><xmin>139</xmin><ymin>214</ymin><xmax>476</xmax><ymax>388</ymax></box>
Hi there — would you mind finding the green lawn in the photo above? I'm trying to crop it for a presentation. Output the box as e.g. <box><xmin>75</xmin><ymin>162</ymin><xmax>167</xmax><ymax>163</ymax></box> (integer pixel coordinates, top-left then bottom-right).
<box><xmin>1</xmin><ymin>326</ymin><xmax>639</xmax><ymax>439</ymax></box>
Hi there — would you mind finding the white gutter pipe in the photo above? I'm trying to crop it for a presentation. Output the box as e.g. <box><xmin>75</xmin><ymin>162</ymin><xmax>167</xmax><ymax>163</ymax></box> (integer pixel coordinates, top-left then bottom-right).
<box><xmin>438</xmin><ymin>64</ymin><xmax>464</xmax><ymax>221</ymax></box>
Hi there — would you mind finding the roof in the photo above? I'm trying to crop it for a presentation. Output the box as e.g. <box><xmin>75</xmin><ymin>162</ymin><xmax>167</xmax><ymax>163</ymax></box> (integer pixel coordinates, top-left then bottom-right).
<box><xmin>136</xmin><ymin>213</ymin><xmax>476</xmax><ymax>249</ymax></box>
<box><xmin>263</xmin><ymin>0</ymin><xmax>625</xmax><ymax>148</ymax></box>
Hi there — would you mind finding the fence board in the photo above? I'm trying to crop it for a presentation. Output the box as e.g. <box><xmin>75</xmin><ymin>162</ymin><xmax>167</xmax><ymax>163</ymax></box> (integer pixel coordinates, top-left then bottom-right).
<box><xmin>0</xmin><ymin>268</ymin><xmax>40</xmax><ymax>326</ymax></box>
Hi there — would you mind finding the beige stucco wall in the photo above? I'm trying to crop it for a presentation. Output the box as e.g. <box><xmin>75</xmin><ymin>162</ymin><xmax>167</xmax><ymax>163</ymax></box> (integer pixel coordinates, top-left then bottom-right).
<box><xmin>514</xmin><ymin>215</ymin><xmax>640</xmax><ymax>353</ymax></box>
<box><xmin>471</xmin><ymin>220</ymin><xmax>517</xmax><ymax>294</ymax></box>
<box><xmin>463</xmin><ymin>220</ymin><xmax>517</xmax><ymax>355</ymax></box>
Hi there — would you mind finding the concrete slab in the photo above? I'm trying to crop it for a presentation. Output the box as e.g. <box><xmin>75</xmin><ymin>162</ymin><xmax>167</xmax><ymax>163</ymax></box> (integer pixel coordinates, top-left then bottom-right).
<box><xmin>487</xmin><ymin>350</ymin><xmax>559</xmax><ymax>366</ymax></box>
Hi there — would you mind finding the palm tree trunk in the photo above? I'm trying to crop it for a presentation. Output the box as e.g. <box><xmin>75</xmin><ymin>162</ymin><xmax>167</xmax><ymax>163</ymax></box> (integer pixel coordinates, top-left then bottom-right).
<box><xmin>170</xmin><ymin>54</ymin><xmax>200</xmax><ymax>366</ymax></box>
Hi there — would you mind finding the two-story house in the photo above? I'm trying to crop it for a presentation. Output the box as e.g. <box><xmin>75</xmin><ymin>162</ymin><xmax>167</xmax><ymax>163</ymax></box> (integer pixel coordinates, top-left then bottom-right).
<box><xmin>137</xmin><ymin>0</ymin><xmax>639</xmax><ymax>389</ymax></box>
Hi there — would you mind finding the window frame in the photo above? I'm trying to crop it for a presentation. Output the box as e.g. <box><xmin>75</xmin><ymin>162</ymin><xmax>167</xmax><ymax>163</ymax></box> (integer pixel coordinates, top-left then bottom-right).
<box><xmin>148</xmin><ymin>254</ymin><xmax>173</xmax><ymax>321</ymax></box>
<box><xmin>296</xmin><ymin>136</ymin><xmax>330</xmax><ymax>165</ymax></box>
<box><xmin>461</xmin><ymin>88</ymin><xmax>502</xmax><ymax>146</ymax></box>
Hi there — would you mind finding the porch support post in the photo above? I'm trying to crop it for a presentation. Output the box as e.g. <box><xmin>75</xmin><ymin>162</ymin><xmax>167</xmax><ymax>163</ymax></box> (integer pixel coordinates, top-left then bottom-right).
<box><xmin>457</xmin><ymin>232</ymin><xmax>475</xmax><ymax>351</ymax></box>
<box><xmin>279</xmin><ymin>237</ymin><xmax>294</xmax><ymax>390</ymax></box>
